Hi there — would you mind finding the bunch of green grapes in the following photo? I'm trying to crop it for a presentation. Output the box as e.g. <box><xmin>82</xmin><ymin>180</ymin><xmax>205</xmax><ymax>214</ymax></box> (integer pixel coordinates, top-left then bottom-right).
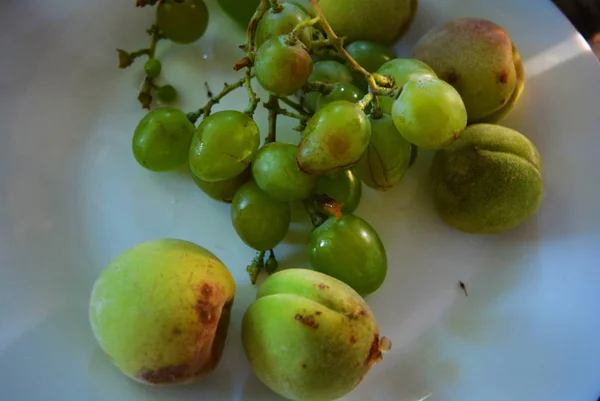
<box><xmin>126</xmin><ymin>0</ymin><xmax>470</xmax><ymax>297</ymax></box>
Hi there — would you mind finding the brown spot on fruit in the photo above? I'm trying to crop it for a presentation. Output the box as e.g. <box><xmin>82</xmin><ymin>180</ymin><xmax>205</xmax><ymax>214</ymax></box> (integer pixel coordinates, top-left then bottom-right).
<box><xmin>497</xmin><ymin>70</ymin><xmax>508</xmax><ymax>84</ymax></box>
<box><xmin>326</xmin><ymin>133</ymin><xmax>350</xmax><ymax>159</ymax></box>
<box><xmin>443</xmin><ymin>69</ymin><xmax>458</xmax><ymax>84</ymax></box>
<box><xmin>172</xmin><ymin>327</ymin><xmax>182</xmax><ymax>336</ymax></box>
<box><xmin>315</xmin><ymin>311</ymin><xmax>322</xmax><ymax>316</ymax></box>
<box><xmin>358</xmin><ymin>309</ymin><xmax>368</xmax><ymax>317</ymax></box>
<box><xmin>302</xmin><ymin>364</ymin><xmax>307</xmax><ymax>369</ymax></box>
<box><xmin>295</xmin><ymin>314</ymin><xmax>319</xmax><ymax>329</ymax></box>
<box><xmin>350</xmin><ymin>336</ymin><xmax>357</xmax><ymax>344</ymax></box>
<box><xmin>317</xmin><ymin>283</ymin><xmax>328</xmax><ymax>290</ymax></box>
<box><xmin>139</xmin><ymin>364</ymin><xmax>191</xmax><ymax>384</ymax></box>
<box><xmin>201</xmin><ymin>283</ymin><xmax>213</xmax><ymax>298</ymax></box>
<box><xmin>195</xmin><ymin>300</ymin><xmax>218</xmax><ymax>324</ymax></box>
<box><xmin>366</xmin><ymin>333</ymin><xmax>383</xmax><ymax>367</ymax></box>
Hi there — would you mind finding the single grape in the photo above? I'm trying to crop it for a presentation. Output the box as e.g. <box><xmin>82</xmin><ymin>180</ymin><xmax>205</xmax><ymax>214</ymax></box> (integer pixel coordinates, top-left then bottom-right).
<box><xmin>157</xmin><ymin>0</ymin><xmax>209</xmax><ymax>44</ymax></box>
<box><xmin>392</xmin><ymin>77</ymin><xmax>467</xmax><ymax>149</ymax></box>
<box><xmin>231</xmin><ymin>181</ymin><xmax>291</xmax><ymax>251</ymax></box>
<box><xmin>255</xmin><ymin>3</ymin><xmax>311</xmax><ymax>47</ymax></box>
<box><xmin>378</xmin><ymin>58</ymin><xmax>437</xmax><ymax>88</ymax></box>
<box><xmin>216</xmin><ymin>0</ymin><xmax>259</xmax><ymax>27</ymax></box>
<box><xmin>354</xmin><ymin>114</ymin><xmax>412</xmax><ymax>190</ymax></box>
<box><xmin>255</xmin><ymin>35</ymin><xmax>313</xmax><ymax>96</ymax></box>
<box><xmin>192</xmin><ymin>167</ymin><xmax>251</xmax><ymax>203</ymax></box>
<box><xmin>345</xmin><ymin>41</ymin><xmax>396</xmax><ymax>91</ymax></box>
<box><xmin>217</xmin><ymin>0</ymin><xmax>313</xmax><ymax>27</ymax></box>
<box><xmin>189</xmin><ymin>110</ymin><xmax>260</xmax><ymax>182</ymax></box>
<box><xmin>305</xmin><ymin>60</ymin><xmax>353</xmax><ymax>112</ymax></box>
<box><xmin>316</xmin><ymin>82</ymin><xmax>364</xmax><ymax>111</ymax></box>
<box><xmin>309</xmin><ymin>214</ymin><xmax>387</xmax><ymax>296</ymax></box>
<box><xmin>298</xmin><ymin>101</ymin><xmax>371</xmax><ymax>175</ymax></box>
<box><xmin>315</xmin><ymin>169</ymin><xmax>362</xmax><ymax>213</ymax></box>
<box><xmin>318</xmin><ymin>0</ymin><xmax>417</xmax><ymax>45</ymax></box>
<box><xmin>132</xmin><ymin>107</ymin><xmax>195</xmax><ymax>172</ymax></box>
<box><xmin>377</xmin><ymin>58</ymin><xmax>437</xmax><ymax>114</ymax></box>
<box><xmin>157</xmin><ymin>85</ymin><xmax>178</xmax><ymax>103</ymax></box>
<box><xmin>144</xmin><ymin>58</ymin><xmax>162</xmax><ymax>78</ymax></box>
<box><xmin>252</xmin><ymin>142</ymin><xmax>317</xmax><ymax>202</ymax></box>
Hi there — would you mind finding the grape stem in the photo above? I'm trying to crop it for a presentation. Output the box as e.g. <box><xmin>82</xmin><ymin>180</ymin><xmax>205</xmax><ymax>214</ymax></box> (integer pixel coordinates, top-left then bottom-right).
<box><xmin>247</xmin><ymin>251</ymin><xmax>267</xmax><ymax>285</ymax></box>
<box><xmin>303</xmin><ymin>199</ymin><xmax>328</xmax><ymax>228</ymax></box>
<box><xmin>356</xmin><ymin>93</ymin><xmax>374</xmax><ymax>111</ymax></box>
<box><xmin>244</xmin><ymin>69</ymin><xmax>260</xmax><ymax>117</ymax></box>
<box><xmin>269</xmin><ymin>0</ymin><xmax>283</xmax><ymax>12</ymax></box>
<box><xmin>278</xmin><ymin>108</ymin><xmax>308</xmax><ymax>121</ymax></box>
<box><xmin>370</xmin><ymin>95</ymin><xmax>384</xmax><ymax>119</ymax></box>
<box><xmin>187</xmin><ymin>73</ymin><xmax>254</xmax><ymax>124</ymax></box>
<box><xmin>136</xmin><ymin>24</ymin><xmax>164</xmax><ymax>109</ymax></box>
<box><xmin>264</xmin><ymin>95</ymin><xmax>279</xmax><ymax>144</ymax></box>
<box><xmin>290</xmin><ymin>16</ymin><xmax>321</xmax><ymax>41</ymax></box>
<box><xmin>278</xmin><ymin>97</ymin><xmax>311</xmax><ymax>117</ymax></box>
<box><xmin>307</xmin><ymin>0</ymin><xmax>393</xmax><ymax>90</ymax></box>
<box><xmin>239</xmin><ymin>0</ymin><xmax>270</xmax><ymax>116</ymax></box>
<box><xmin>305</xmin><ymin>81</ymin><xmax>333</xmax><ymax>94</ymax></box>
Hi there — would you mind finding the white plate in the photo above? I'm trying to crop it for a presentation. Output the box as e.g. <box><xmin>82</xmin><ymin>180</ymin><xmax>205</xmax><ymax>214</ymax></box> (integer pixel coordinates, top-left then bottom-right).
<box><xmin>1</xmin><ymin>0</ymin><xmax>600</xmax><ymax>400</ymax></box>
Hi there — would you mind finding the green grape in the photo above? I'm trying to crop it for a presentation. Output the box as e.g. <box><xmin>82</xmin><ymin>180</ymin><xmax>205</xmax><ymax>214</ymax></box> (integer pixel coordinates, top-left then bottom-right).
<box><xmin>305</xmin><ymin>60</ymin><xmax>353</xmax><ymax>112</ymax></box>
<box><xmin>231</xmin><ymin>181</ymin><xmax>291</xmax><ymax>251</ymax></box>
<box><xmin>132</xmin><ymin>107</ymin><xmax>195</xmax><ymax>172</ymax></box>
<box><xmin>255</xmin><ymin>36</ymin><xmax>313</xmax><ymax>96</ymax></box>
<box><xmin>217</xmin><ymin>0</ymin><xmax>313</xmax><ymax>28</ymax></box>
<box><xmin>392</xmin><ymin>77</ymin><xmax>467</xmax><ymax>149</ymax></box>
<box><xmin>377</xmin><ymin>58</ymin><xmax>437</xmax><ymax>88</ymax></box>
<box><xmin>298</xmin><ymin>101</ymin><xmax>371</xmax><ymax>175</ymax></box>
<box><xmin>252</xmin><ymin>142</ymin><xmax>317</xmax><ymax>202</ymax></box>
<box><xmin>189</xmin><ymin>110</ymin><xmax>260</xmax><ymax>182</ymax></box>
<box><xmin>309</xmin><ymin>214</ymin><xmax>387</xmax><ymax>296</ymax></box>
<box><xmin>345</xmin><ymin>41</ymin><xmax>396</xmax><ymax>91</ymax></box>
<box><xmin>157</xmin><ymin>85</ymin><xmax>178</xmax><ymax>103</ymax></box>
<box><xmin>144</xmin><ymin>58</ymin><xmax>162</xmax><ymax>78</ymax></box>
<box><xmin>255</xmin><ymin>3</ymin><xmax>311</xmax><ymax>47</ymax></box>
<box><xmin>217</xmin><ymin>0</ymin><xmax>259</xmax><ymax>28</ymax></box>
<box><xmin>316</xmin><ymin>82</ymin><xmax>364</xmax><ymax>111</ymax></box>
<box><xmin>377</xmin><ymin>58</ymin><xmax>437</xmax><ymax>114</ymax></box>
<box><xmin>315</xmin><ymin>169</ymin><xmax>362</xmax><ymax>213</ymax></box>
<box><xmin>157</xmin><ymin>0</ymin><xmax>209</xmax><ymax>44</ymax></box>
<box><xmin>318</xmin><ymin>0</ymin><xmax>417</xmax><ymax>45</ymax></box>
<box><xmin>354</xmin><ymin>114</ymin><xmax>412</xmax><ymax>190</ymax></box>
<box><xmin>192</xmin><ymin>167</ymin><xmax>251</xmax><ymax>203</ymax></box>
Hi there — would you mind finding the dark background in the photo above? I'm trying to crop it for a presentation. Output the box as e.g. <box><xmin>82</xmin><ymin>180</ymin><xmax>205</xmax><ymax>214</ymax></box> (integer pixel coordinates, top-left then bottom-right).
<box><xmin>553</xmin><ymin>0</ymin><xmax>600</xmax><ymax>57</ymax></box>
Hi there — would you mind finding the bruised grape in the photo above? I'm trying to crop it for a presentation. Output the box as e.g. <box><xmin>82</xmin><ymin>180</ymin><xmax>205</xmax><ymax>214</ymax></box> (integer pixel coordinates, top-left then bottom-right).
<box><xmin>255</xmin><ymin>36</ymin><xmax>313</xmax><ymax>96</ymax></box>
<box><xmin>298</xmin><ymin>101</ymin><xmax>371</xmax><ymax>175</ymax></box>
<box><xmin>255</xmin><ymin>3</ymin><xmax>311</xmax><ymax>47</ymax></box>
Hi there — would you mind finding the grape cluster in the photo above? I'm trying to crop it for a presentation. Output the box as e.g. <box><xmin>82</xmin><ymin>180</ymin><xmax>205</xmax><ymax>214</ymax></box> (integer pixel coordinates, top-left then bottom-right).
<box><xmin>122</xmin><ymin>0</ymin><xmax>535</xmax><ymax>298</ymax></box>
